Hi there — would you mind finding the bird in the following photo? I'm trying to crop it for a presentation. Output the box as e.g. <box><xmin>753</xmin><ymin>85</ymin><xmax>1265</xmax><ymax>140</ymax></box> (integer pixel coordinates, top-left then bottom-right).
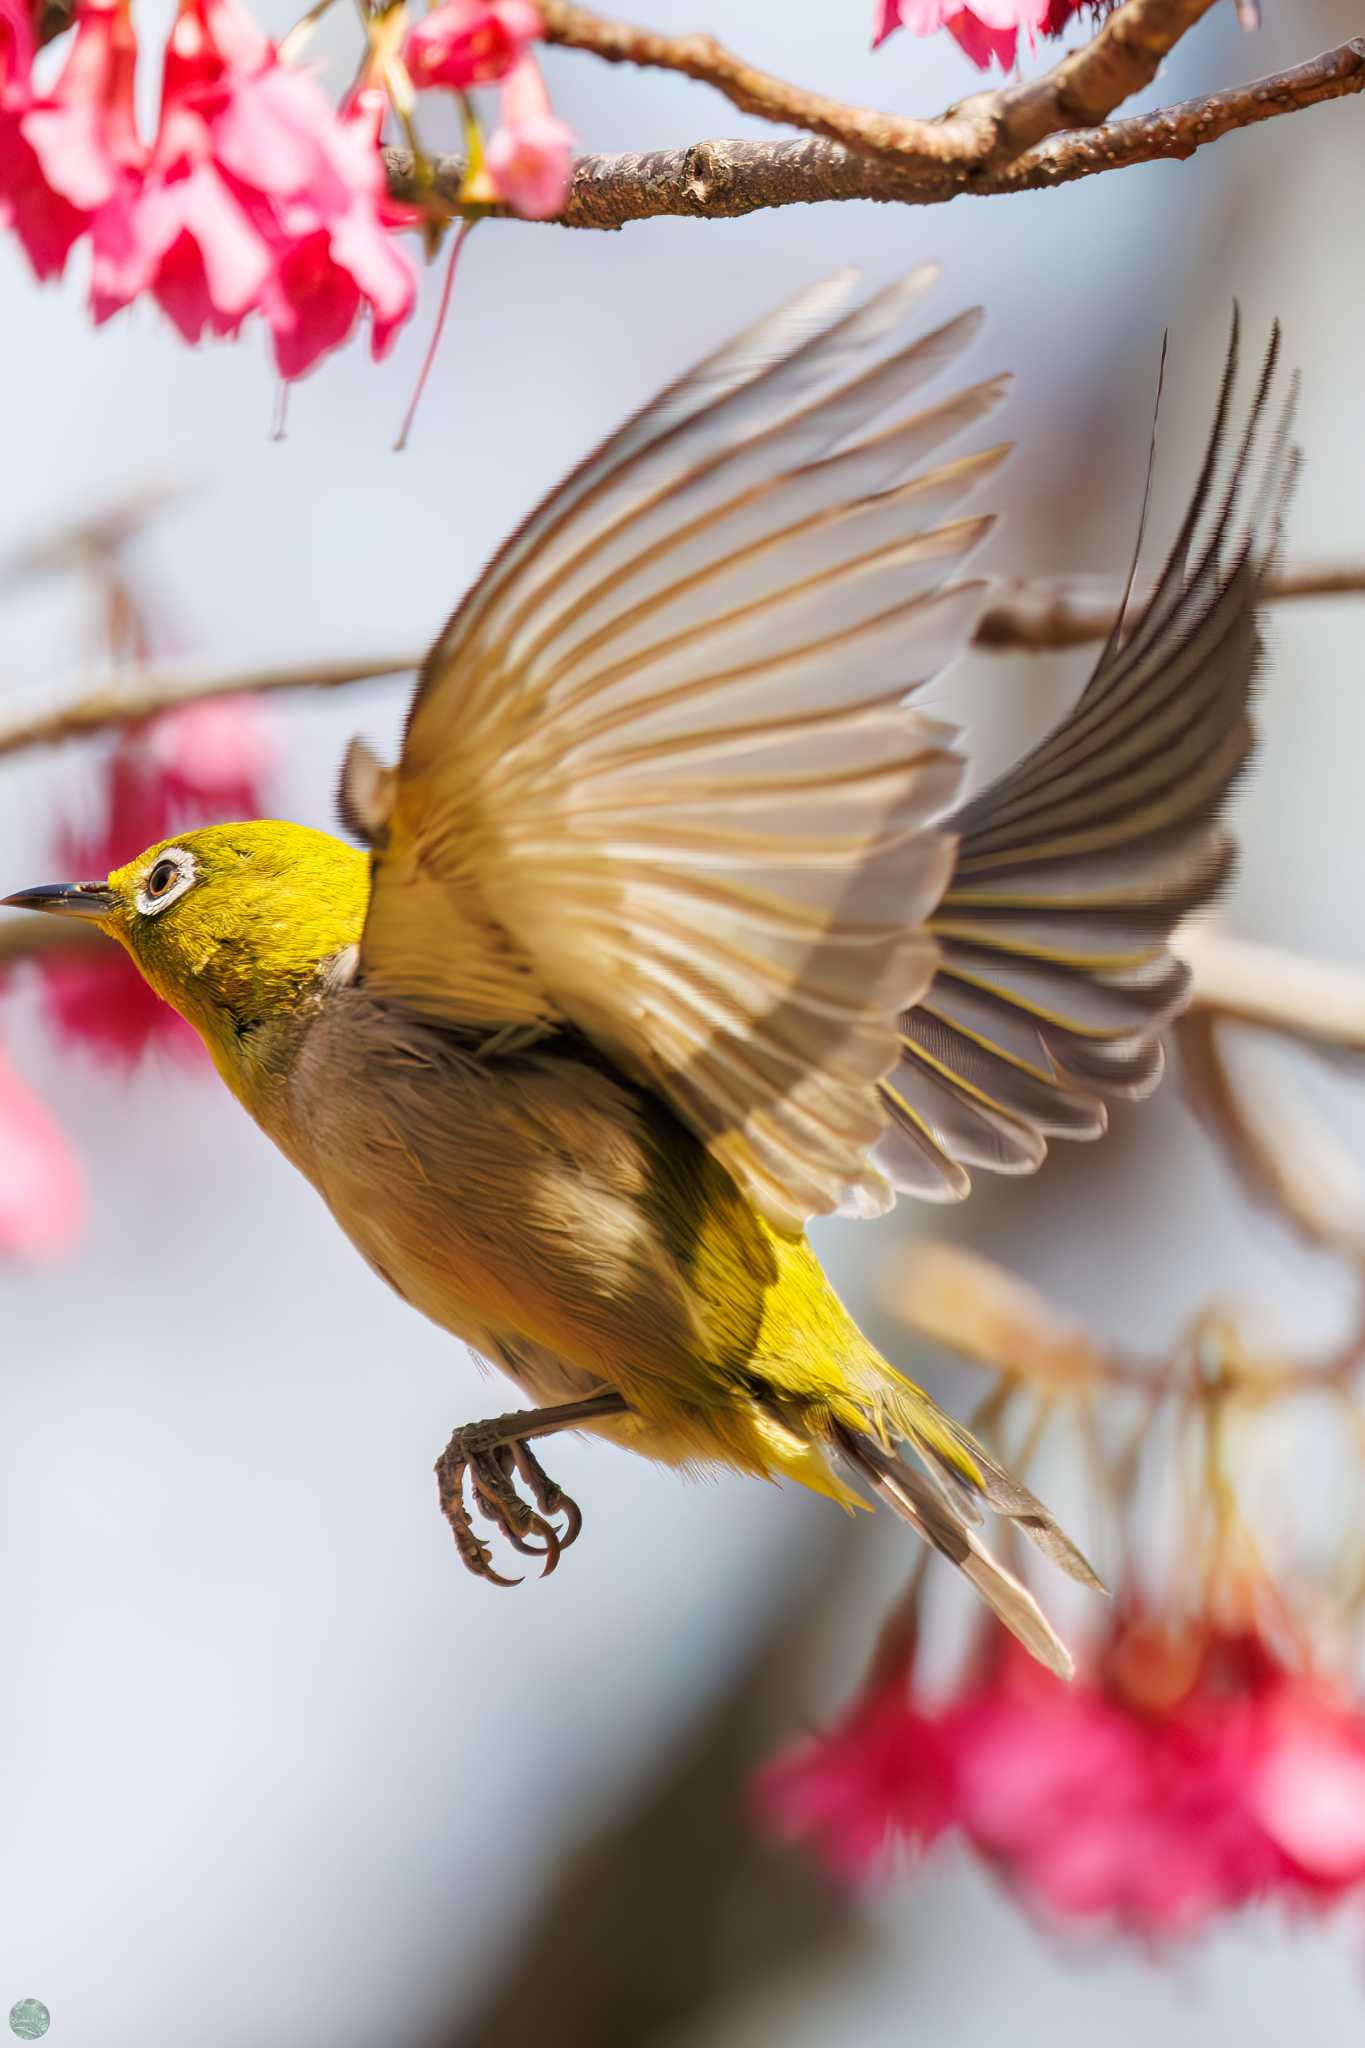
<box><xmin>4</xmin><ymin>271</ymin><xmax>1298</xmax><ymax>1680</ymax></box>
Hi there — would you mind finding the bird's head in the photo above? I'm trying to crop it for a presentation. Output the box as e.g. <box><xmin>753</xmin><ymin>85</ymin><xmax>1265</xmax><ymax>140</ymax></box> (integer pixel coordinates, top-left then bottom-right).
<box><xmin>3</xmin><ymin>820</ymin><xmax>370</xmax><ymax>1087</ymax></box>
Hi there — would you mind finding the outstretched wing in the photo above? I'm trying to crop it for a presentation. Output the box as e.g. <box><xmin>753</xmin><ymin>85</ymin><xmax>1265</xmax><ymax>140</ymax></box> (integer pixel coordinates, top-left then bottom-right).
<box><xmin>351</xmin><ymin>271</ymin><xmax>1006</xmax><ymax>1232</ymax></box>
<box><xmin>879</xmin><ymin>316</ymin><xmax>1299</xmax><ymax>1200</ymax></box>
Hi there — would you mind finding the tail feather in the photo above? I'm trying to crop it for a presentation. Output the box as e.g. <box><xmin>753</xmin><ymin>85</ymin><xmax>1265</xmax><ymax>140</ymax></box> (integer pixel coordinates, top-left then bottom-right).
<box><xmin>833</xmin><ymin>1423</ymin><xmax>1076</xmax><ymax>1681</ymax></box>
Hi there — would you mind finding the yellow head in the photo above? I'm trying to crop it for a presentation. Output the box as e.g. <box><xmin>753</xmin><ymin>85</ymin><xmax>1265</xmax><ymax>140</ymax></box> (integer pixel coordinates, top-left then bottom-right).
<box><xmin>3</xmin><ymin>820</ymin><xmax>370</xmax><ymax>1093</ymax></box>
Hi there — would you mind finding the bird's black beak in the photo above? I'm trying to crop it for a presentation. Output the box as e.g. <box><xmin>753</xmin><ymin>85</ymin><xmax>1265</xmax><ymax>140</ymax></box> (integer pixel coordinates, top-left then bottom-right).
<box><xmin>1</xmin><ymin>880</ymin><xmax>118</xmax><ymax>920</ymax></box>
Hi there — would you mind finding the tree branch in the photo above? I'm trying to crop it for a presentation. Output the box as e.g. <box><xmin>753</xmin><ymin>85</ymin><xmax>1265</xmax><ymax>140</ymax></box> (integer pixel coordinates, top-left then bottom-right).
<box><xmin>0</xmin><ymin>655</ymin><xmax>414</xmax><ymax>764</ymax></box>
<box><xmin>386</xmin><ymin>39</ymin><xmax>1364</xmax><ymax>226</ymax></box>
<box><xmin>1</xmin><ymin>560</ymin><xmax>1358</xmax><ymax>763</ymax></box>
<box><xmin>975</xmin><ymin>562</ymin><xmax>1365</xmax><ymax>651</ymax></box>
<box><xmin>534</xmin><ymin>0</ymin><xmax>1218</xmax><ymax>171</ymax></box>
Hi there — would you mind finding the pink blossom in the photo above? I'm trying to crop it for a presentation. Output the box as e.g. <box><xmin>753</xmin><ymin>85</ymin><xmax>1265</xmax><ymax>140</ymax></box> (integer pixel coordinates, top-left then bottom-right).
<box><xmin>874</xmin><ymin>0</ymin><xmax>1092</xmax><ymax>69</ymax></box>
<box><xmin>0</xmin><ymin>1048</ymin><xmax>84</xmax><ymax>1258</ymax></box>
<box><xmin>6</xmin><ymin>0</ymin><xmax>142</xmax><ymax>278</ymax></box>
<box><xmin>85</xmin><ymin>0</ymin><xmax>273</xmax><ymax>341</ymax></box>
<box><xmin>753</xmin><ymin>1681</ymin><xmax>958</xmax><ymax>1885</ymax></box>
<box><xmin>485</xmin><ymin>54</ymin><xmax>572</xmax><ymax>220</ymax></box>
<box><xmin>755</xmin><ymin>1611</ymin><xmax>1365</xmax><ymax>1935</ymax></box>
<box><xmin>405</xmin><ymin>0</ymin><xmax>543</xmax><ymax>92</ymax></box>
<box><xmin>0</xmin><ymin>0</ymin><xmax>90</xmax><ymax>278</ymax></box>
<box><xmin>227</xmin><ymin>82</ymin><xmax>417</xmax><ymax>376</ymax></box>
<box><xmin>44</xmin><ymin>697</ymin><xmax>275</xmax><ymax>1065</ymax></box>
<box><xmin>16</xmin><ymin>0</ymin><xmax>417</xmax><ymax>375</ymax></box>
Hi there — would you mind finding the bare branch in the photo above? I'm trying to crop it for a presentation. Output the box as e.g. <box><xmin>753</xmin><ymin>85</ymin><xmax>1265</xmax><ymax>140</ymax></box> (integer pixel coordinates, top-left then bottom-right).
<box><xmin>386</xmin><ymin>39</ymin><xmax>1364</xmax><ymax>227</ymax></box>
<box><xmin>977</xmin><ymin>562</ymin><xmax>1365</xmax><ymax>651</ymax></box>
<box><xmin>0</xmin><ymin>655</ymin><xmax>415</xmax><ymax>764</ymax></box>
<box><xmin>1179</xmin><ymin>926</ymin><xmax>1365</xmax><ymax>1060</ymax></box>
<box><xmin>2</xmin><ymin>557</ymin><xmax>1360</xmax><ymax>763</ymax></box>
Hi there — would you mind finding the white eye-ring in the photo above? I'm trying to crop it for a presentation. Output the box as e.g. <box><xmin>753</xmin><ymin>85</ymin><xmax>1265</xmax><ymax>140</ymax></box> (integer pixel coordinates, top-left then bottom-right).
<box><xmin>136</xmin><ymin>846</ymin><xmax>197</xmax><ymax>917</ymax></box>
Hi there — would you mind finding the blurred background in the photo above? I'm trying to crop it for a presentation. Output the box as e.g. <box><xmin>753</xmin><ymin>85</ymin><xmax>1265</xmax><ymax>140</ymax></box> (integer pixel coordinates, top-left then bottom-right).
<box><xmin>1</xmin><ymin>1</ymin><xmax>1363</xmax><ymax>2040</ymax></box>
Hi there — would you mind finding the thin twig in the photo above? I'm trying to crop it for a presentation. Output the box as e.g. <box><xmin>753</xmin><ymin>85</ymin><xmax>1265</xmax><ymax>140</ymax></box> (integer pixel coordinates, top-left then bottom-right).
<box><xmin>976</xmin><ymin>562</ymin><xmax>1365</xmax><ymax>651</ymax></box>
<box><xmin>1</xmin><ymin>557</ymin><xmax>1360</xmax><ymax>762</ymax></box>
<box><xmin>0</xmin><ymin>656</ymin><xmax>415</xmax><ymax>764</ymax></box>
<box><xmin>384</xmin><ymin>39</ymin><xmax>1365</xmax><ymax>227</ymax></box>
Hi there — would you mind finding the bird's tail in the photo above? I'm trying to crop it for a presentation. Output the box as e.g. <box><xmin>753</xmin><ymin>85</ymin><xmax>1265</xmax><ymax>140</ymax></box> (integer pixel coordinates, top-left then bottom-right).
<box><xmin>830</xmin><ymin>1367</ymin><xmax>1102</xmax><ymax>1680</ymax></box>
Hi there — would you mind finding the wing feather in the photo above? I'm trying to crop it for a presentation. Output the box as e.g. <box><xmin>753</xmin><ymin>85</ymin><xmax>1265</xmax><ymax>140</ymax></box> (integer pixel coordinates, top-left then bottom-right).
<box><xmin>881</xmin><ymin>316</ymin><xmax>1298</xmax><ymax>1199</ymax></box>
<box><xmin>357</xmin><ymin>274</ymin><xmax>1001</xmax><ymax>1229</ymax></box>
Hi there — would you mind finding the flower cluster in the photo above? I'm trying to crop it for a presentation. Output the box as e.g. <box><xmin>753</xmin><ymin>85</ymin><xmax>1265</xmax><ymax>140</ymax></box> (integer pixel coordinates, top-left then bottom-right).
<box><xmin>404</xmin><ymin>0</ymin><xmax>572</xmax><ymax>219</ymax></box>
<box><xmin>0</xmin><ymin>0</ymin><xmax>417</xmax><ymax>377</ymax></box>
<box><xmin>40</xmin><ymin>696</ymin><xmax>276</xmax><ymax>1065</ymax></box>
<box><xmin>873</xmin><ymin>0</ymin><xmax>1103</xmax><ymax>70</ymax></box>
<box><xmin>0</xmin><ymin>691</ymin><xmax>275</xmax><ymax>1260</ymax></box>
<box><xmin>755</xmin><ymin>1611</ymin><xmax>1365</xmax><ymax>1936</ymax></box>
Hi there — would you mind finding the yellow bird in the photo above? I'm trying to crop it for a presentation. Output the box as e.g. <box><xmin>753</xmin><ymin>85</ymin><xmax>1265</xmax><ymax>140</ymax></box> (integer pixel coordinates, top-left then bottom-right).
<box><xmin>4</xmin><ymin>273</ymin><xmax>1296</xmax><ymax>1679</ymax></box>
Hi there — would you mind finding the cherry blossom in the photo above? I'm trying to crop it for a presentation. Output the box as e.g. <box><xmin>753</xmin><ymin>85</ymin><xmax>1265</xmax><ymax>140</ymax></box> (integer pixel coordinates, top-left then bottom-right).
<box><xmin>0</xmin><ymin>0</ymin><xmax>91</xmax><ymax>278</ymax></box>
<box><xmin>405</xmin><ymin>0</ymin><xmax>544</xmax><ymax>93</ymax></box>
<box><xmin>0</xmin><ymin>1047</ymin><xmax>85</xmax><ymax>1258</ymax></box>
<box><xmin>756</xmin><ymin>1611</ymin><xmax>1365</xmax><ymax>1936</ymax></box>
<box><xmin>874</xmin><ymin>0</ymin><xmax>1094</xmax><ymax>70</ymax></box>
<box><xmin>485</xmin><ymin>54</ymin><xmax>573</xmax><ymax>220</ymax></box>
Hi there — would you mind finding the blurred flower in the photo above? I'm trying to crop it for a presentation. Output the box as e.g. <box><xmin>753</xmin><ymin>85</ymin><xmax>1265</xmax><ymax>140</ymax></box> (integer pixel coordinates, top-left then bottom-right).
<box><xmin>405</xmin><ymin>0</ymin><xmax>543</xmax><ymax>92</ymax></box>
<box><xmin>485</xmin><ymin>54</ymin><xmax>572</xmax><ymax>220</ymax></box>
<box><xmin>0</xmin><ymin>0</ymin><xmax>91</xmax><ymax>278</ymax></box>
<box><xmin>752</xmin><ymin>1680</ymin><xmax>957</xmax><ymax>1883</ymax></box>
<box><xmin>873</xmin><ymin>0</ymin><xmax>1097</xmax><ymax>69</ymax></box>
<box><xmin>44</xmin><ymin>697</ymin><xmax>276</xmax><ymax>1064</ymax></box>
<box><xmin>0</xmin><ymin>1047</ymin><xmax>85</xmax><ymax>1257</ymax></box>
<box><xmin>757</xmin><ymin>1611</ymin><xmax>1365</xmax><ymax>1935</ymax></box>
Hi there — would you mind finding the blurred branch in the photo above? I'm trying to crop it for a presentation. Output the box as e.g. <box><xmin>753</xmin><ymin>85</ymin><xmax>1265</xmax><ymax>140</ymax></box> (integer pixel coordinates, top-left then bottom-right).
<box><xmin>1180</xmin><ymin>926</ymin><xmax>1365</xmax><ymax>1059</ymax></box>
<box><xmin>1177</xmin><ymin>928</ymin><xmax>1365</xmax><ymax>1266</ymax></box>
<box><xmin>385</xmin><ymin>38</ymin><xmax>1365</xmax><ymax>228</ymax></box>
<box><xmin>0</xmin><ymin>915</ymin><xmax>109</xmax><ymax>966</ymax></box>
<box><xmin>976</xmin><ymin>562</ymin><xmax>1365</xmax><ymax>650</ymax></box>
<box><xmin>0</xmin><ymin>655</ymin><xmax>415</xmax><ymax>763</ymax></box>
<box><xmin>437</xmin><ymin>1530</ymin><xmax>863</xmax><ymax>2048</ymax></box>
<box><xmin>0</xmin><ymin>484</ymin><xmax>190</xmax><ymax>596</ymax></box>
<box><xmin>1179</xmin><ymin>1005</ymin><xmax>1365</xmax><ymax>1265</ymax></box>
<box><xmin>2</xmin><ymin>555</ymin><xmax>1360</xmax><ymax>764</ymax></box>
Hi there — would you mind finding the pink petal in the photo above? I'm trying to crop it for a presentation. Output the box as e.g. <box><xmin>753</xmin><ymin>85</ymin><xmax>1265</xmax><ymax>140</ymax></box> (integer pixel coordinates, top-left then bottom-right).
<box><xmin>1250</xmin><ymin>1698</ymin><xmax>1365</xmax><ymax>1883</ymax></box>
<box><xmin>486</xmin><ymin>108</ymin><xmax>572</xmax><ymax>220</ymax></box>
<box><xmin>0</xmin><ymin>1050</ymin><xmax>84</xmax><ymax>1258</ymax></box>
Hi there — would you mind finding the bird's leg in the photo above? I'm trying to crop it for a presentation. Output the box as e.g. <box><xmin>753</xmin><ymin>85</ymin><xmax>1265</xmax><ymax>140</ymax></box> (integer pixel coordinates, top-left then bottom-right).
<box><xmin>434</xmin><ymin>1391</ymin><xmax>630</xmax><ymax>1587</ymax></box>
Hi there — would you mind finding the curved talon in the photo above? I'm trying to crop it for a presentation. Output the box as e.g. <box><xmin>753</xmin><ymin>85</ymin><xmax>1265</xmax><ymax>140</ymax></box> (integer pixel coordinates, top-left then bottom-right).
<box><xmin>511</xmin><ymin>1441</ymin><xmax>583</xmax><ymax>1556</ymax></box>
<box><xmin>436</xmin><ymin>1423</ymin><xmax>581</xmax><ymax>1584</ymax></box>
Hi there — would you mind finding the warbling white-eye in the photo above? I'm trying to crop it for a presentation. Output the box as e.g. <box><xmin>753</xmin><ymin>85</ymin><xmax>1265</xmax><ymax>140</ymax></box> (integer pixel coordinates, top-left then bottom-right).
<box><xmin>5</xmin><ymin>273</ymin><xmax>1297</xmax><ymax>1676</ymax></box>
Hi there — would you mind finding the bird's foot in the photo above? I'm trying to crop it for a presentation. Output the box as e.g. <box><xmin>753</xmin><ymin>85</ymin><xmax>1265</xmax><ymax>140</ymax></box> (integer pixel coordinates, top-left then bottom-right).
<box><xmin>435</xmin><ymin>1418</ymin><xmax>584</xmax><ymax>1587</ymax></box>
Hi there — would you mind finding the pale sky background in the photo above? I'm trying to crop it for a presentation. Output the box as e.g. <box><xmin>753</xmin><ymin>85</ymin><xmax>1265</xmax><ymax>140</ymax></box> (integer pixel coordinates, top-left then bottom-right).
<box><xmin>2</xmin><ymin>2</ymin><xmax>1364</xmax><ymax>2043</ymax></box>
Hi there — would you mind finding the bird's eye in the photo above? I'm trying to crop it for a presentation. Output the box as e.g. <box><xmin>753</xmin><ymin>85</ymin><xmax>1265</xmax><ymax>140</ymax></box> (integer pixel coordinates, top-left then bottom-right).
<box><xmin>135</xmin><ymin>847</ymin><xmax>196</xmax><ymax>917</ymax></box>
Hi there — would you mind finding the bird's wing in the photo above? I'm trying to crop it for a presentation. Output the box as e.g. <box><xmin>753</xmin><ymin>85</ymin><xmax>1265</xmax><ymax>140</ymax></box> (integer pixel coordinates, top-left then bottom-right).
<box><xmin>350</xmin><ymin>270</ymin><xmax>1006</xmax><ymax>1232</ymax></box>
<box><xmin>878</xmin><ymin>315</ymin><xmax>1299</xmax><ymax>1201</ymax></box>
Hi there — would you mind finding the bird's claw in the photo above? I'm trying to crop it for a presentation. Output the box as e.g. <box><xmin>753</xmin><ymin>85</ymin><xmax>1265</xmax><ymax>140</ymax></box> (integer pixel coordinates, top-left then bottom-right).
<box><xmin>435</xmin><ymin>1422</ymin><xmax>583</xmax><ymax>1587</ymax></box>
